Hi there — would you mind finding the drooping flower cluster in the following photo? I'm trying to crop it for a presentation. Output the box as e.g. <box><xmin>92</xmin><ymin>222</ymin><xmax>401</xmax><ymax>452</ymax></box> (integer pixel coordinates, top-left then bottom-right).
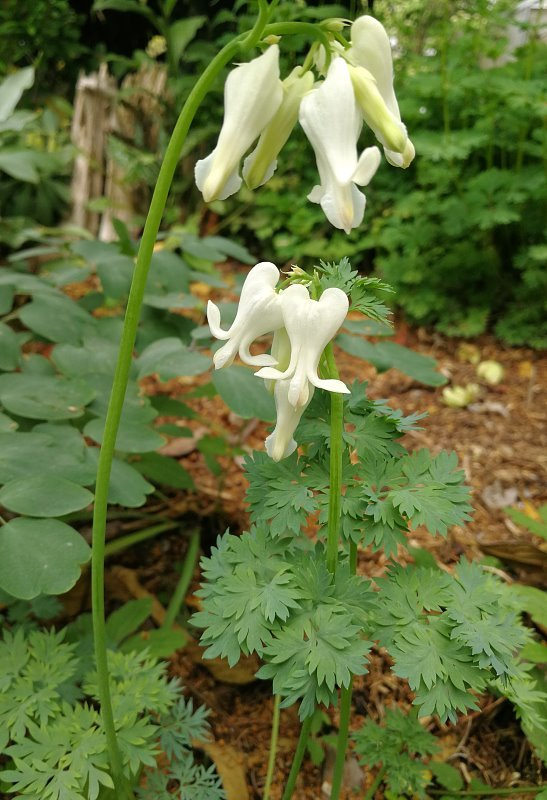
<box><xmin>195</xmin><ymin>15</ymin><xmax>414</xmax><ymax>233</ymax></box>
<box><xmin>207</xmin><ymin>263</ymin><xmax>349</xmax><ymax>461</ymax></box>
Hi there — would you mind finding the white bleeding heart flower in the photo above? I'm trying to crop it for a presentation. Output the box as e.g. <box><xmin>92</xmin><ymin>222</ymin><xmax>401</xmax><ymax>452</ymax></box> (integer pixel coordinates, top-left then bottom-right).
<box><xmin>299</xmin><ymin>57</ymin><xmax>381</xmax><ymax>233</ymax></box>
<box><xmin>243</xmin><ymin>66</ymin><xmax>315</xmax><ymax>190</ymax></box>
<box><xmin>348</xmin><ymin>15</ymin><xmax>415</xmax><ymax>168</ymax></box>
<box><xmin>265</xmin><ymin>378</ymin><xmax>313</xmax><ymax>462</ymax></box>
<box><xmin>256</xmin><ymin>283</ymin><xmax>350</xmax><ymax>407</ymax></box>
<box><xmin>195</xmin><ymin>46</ymin><xmax>283</xmax><ymax>202</ymax></box>
<box><xmin>207</xmin><ymin>262</ymin><xmax>284</xmax><ymax>369</ymax></box>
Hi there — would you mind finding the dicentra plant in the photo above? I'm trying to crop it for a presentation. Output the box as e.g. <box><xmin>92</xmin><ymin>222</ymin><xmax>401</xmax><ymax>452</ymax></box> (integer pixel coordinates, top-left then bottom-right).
<box><xmin>192</xmin><ymin>257</ymin><xmax>544</xmax><ymax>798</ymax></box>
<box><xmin>12</xmin><ymin>2</ymin><xmax>539</xmax><ymax>799</ymax></box>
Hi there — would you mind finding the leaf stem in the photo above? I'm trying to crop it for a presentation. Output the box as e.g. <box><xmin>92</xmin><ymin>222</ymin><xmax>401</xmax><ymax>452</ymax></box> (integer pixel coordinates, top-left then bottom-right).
<box><xmin>363</xmin><ymin>765</ymin><xmax>386</xmax><ymax>800</ymax></box>
<box><xmin>103</xmin><ymin>522</ymin><xmax>178</xmax><ymax>558</ymax></box>
<box><xmin>90</xmin><ymin>29</ymin><xmax>261</xmax><ymax>800</ymax></box>
<box><xmin>325</xmin><ymin>343</ymin><xmax>344</xmax><ymax>575</ymax></box>
<box><xmin>263</xmin><ymin>695</ymin><xmax>281</xmax><ymax>800</ymax></box>
<box><xmin>429</xmin><ymin>786</ymin><xmax>545</xmax><ymax>797</ymax></box>
<box><xmin>162</xmin><ymin>530</ymin><xmax>200</xmax><ymax>629</ymax></box>
<box><xmin>330</xmin><ymin>679</ymin><xmax>353</xmax><ymax>800</ymax></box>
<box><xmin>281</xmin><ymin>715</ymin><xmax>313</xmax><ymax>800</ymax></box>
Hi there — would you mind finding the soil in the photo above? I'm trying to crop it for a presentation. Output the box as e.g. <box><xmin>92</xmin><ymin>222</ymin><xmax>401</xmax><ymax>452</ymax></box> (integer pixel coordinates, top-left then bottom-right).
<box><xmin>99</xmin><ymin>318</ymin><xmax>546</xmax><ymax>799</ymax></box>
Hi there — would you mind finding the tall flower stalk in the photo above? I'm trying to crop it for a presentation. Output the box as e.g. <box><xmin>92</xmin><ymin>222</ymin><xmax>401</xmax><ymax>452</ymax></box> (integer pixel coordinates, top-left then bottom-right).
<box><xmin>91</xmin><ymin>4</ymin><xmax>417</xmax><ymax>796</ymax></box>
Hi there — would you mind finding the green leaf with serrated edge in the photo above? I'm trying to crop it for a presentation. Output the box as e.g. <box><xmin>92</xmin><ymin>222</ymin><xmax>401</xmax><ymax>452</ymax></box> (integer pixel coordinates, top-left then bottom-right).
<box><xmin>137</xmin><ymin>337</ymin><xmax>210</xmax><ymax>380</ymax></box>
<box><xmin>133</xmin><ymin>452</ymin><xmax>194</xmax><ymax>489</ymax></box>
<box><xmin>18</xmin><ymin>292</ymin><xmax>96</xmax><ymax>344</ymax></box>
<box><xmin>0</xmin><ymin>475</ymin><xmax>93</xmax><ymax>517</ymax></box>
<box><xmin>105</xmin><ymin>598</ymin><xmax>153</xmax><ymax>645</ymax></box>
<box><xmin>0</xmin><ymin>518</ymin><xmax>90</xmax><ymax>599</ymax></box>
<box><xmin>0</xmin><ymin>373</ymin><xmax>95</xmax><ymax>421</ymax></box>
<box><xmin>245</xmin><ymin>451</ymin><xmax>315</xmax><ymax>537</ymax></box>
<box><xmin>352</xmin><ymin>708</ymin><xmax>437</xmax><ymax>797</ymax></box>
<box><xmin>0</xmin><ymin>323</ymin><xmax>19</xmax><ymax>371</ymax></box>
<box><xmin>213</xmin><ymin>365</ymin><xmax>276</xmax><ymax>421</ymax></box>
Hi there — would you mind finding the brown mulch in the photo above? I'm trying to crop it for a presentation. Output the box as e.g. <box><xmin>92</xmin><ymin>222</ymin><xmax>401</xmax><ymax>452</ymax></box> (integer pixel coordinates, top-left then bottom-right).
<box><xmin>118</xmin><ymin>321</ymin><xmax>546</xmax><ymax>799</ymax></box>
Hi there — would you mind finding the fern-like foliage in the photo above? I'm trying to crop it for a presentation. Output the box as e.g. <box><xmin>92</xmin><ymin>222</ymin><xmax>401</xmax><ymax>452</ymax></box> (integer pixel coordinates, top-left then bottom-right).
<box><xmin>315</xmin><ymin>257</ymin><xmax>394</xmax><ymax>324</ymax></box>
<box><xmin>0</xmin><ymin>626</ymin><xmax>224</xmax><ymax>800</ymax></box>
<box><xmin>352</xmin><ymin>708</ymin><xmax>438</xmax><ymax>798</ymax></box>
<box><xmin>192</xmin><ymin>530</ymin><xmax>374</xmax><ymax>719</ymax></box>
<box><xmin>373</xmin><ymin>561</ymin><xmax>541</xmax><ymax>723</ymax></box>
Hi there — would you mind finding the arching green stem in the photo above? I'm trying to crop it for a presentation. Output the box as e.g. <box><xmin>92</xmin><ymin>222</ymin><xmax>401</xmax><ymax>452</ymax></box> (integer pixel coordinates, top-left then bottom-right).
<box><xmin>90</xmin><ymin>28</ymin><xmax>265</xmax><ymax>800</ymax></box>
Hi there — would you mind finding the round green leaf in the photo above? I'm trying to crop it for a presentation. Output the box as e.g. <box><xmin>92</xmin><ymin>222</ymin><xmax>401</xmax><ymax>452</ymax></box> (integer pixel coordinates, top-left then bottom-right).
<box><xmin>18</xmin><ymin>292</ymin><xmax>96</xmax><ymax>344</ymax></box>
<box><xmin>0</xmin><ymin>517</ymin><xmax>90</xmax><ymax>599</ymax></box>
<box><xmin>0</xmin><ymin>373</ymin><xmax>95</xmax><ymax>420</ymax></box>
<box><xmin>52</xmin><ymin>337</ymin><xmax>120</xmax><ymax>377</ymax></box>
<box><xmin>134</xmin><ymin>452</ymin><xmax>194</xmax><ymax>489</ymax></box>
<box><xmin>0</xmin><ymin>323</ymin><xmax>19</xmax><ymax>371</ymax></box>
<box><xmin>213</xmin><ymin>365</ymin><xmax>276</xmax><ymax>421</ymax></box>
<box><xmin>86</xmin><ymin>449</ymin><xmax>154</xmax><ymax>507</ymax></box>
<box><xmin>84</xmin><ymin>417</ymin><xmax>165</xmax><ymax>454</ymax></box>
<box><xmin>137</xmin><ymin>337</ymin><xmax>210</xmax><ymax>380</ymax></box>
<box><xmin>0</xmin><ymin>475</ymin><xmax>93</xmax><ymax>517</ymax></box>
<box><xmin>0</xmin><ymin>412</ymin><xmax>17</xmax><ymax>432</ymax></box>
<box><xmin>0</xmin><ymin>429</ymin><xmax>96</xmax><ymax>485</ymax></box>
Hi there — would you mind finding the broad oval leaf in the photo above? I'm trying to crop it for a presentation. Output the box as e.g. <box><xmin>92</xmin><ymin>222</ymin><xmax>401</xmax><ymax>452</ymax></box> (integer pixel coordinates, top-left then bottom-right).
<box><xmin>0</xmin><ymin>373</ymin><xmax>95</xmax><ymax>420</ymax></box>
<box><xmin>0</xmin><ymin>517</ymin><xmax>90</xmax><ymax>599</ymax></box>
<box><xmin>0</xmin><ymin>323</ymin><xmax>19</xmax><ymax>371</ymax></box>
<box><xmin>18</xmin><ymin>292</ymin><xmax>96</xmax><ymax>344</ymax></box>
<box><xmin>137</xmin><ymin>337</ymin><xmax>210</xmax><ymax>380</ymax></box>
<box><xmin>213</xmin><ymin>365</ymin><xmax>276</xmax><ymax>421</ymax></box>
<box><xmin>84</xmin><ymin>417</ymin><xmax>165</xmax><ymax>454</ymax></box>
<box><xmin>0</xmin><ymin>475</ymin><xmax>93</xmax><ymax>517</ymax></box>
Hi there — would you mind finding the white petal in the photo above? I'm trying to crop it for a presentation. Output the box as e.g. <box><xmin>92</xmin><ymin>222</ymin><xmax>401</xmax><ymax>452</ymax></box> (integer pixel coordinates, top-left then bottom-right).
<box><xmin>320</xmin><ymin>181</ymin><xmax>366</xmax><ymax>234</ymax></box>
<box><xmin>256</xmin><ymin>285</ymin><xmax>349</xmax><ymax>406</ymax></box>
<box><xmin>197</xmin><ymin>46</ymin><xmax>283</xmax><ymax>202</ymax></box>
<box><xmin>350</xmin><ymin>16</ymin><xmax>398</xmax><ymax>117</ymax></box>
<box><xmin>265</xmin><ymin>379</ymin><xmax>312</xmax><ymax>461</ymax></box>
<box><xmin>349</xmin><ymin>16</ymin><xmax>415</xmax><ymax>168</ymax></box>
<box><xmin>353</xmin><ymin>146</ymin><xmax>382</xmax><ymax>186</ymax></box>
<box><xmin>206</xmin><ymin>300</ymin><xmax>230</xmax><ymax>340</ymax></box>
<box><xmin>243</xmin><ymin>67</ymin><xmax>314</xmax><ymax>190</ymax></box>
<box><xmin>299</xmin><ymin>58</ymin><xmax>361</xmax><ymax>186</ymax></box>
<box><xmin>207</xmin><ymin>262</ymin><xmax>283</xmax><ymax>370</ymax></box>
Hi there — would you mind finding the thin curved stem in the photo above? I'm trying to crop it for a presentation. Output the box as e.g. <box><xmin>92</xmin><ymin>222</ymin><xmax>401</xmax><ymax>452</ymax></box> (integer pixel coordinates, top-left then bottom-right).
<box><xmin>363</xmin><ymin>765</ymin><xmax>386</xmax><ymax>800</ymax></box>
<box><xmin>263</xmin><ymin>21</ymin><xmax>332</xmax><ymax>54</ymax></box>
<box><xmin>162</xmin><ymin>530</ymin><xmax>200</xmax><ymax>629</ymax></box>
<box><xmin>281</xmin><ymin>715</ymin><xmax>313</xmax><ymax>800</ymax></box>
<box><xmin>263</xmin><ymin>695</ymin><xmax>281</xmax><ymax>800</ymax></box>
<box><xmin>90</xmin><ymin>31</ymin><xmax>258</xmax><ymax>799</ymax></box>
